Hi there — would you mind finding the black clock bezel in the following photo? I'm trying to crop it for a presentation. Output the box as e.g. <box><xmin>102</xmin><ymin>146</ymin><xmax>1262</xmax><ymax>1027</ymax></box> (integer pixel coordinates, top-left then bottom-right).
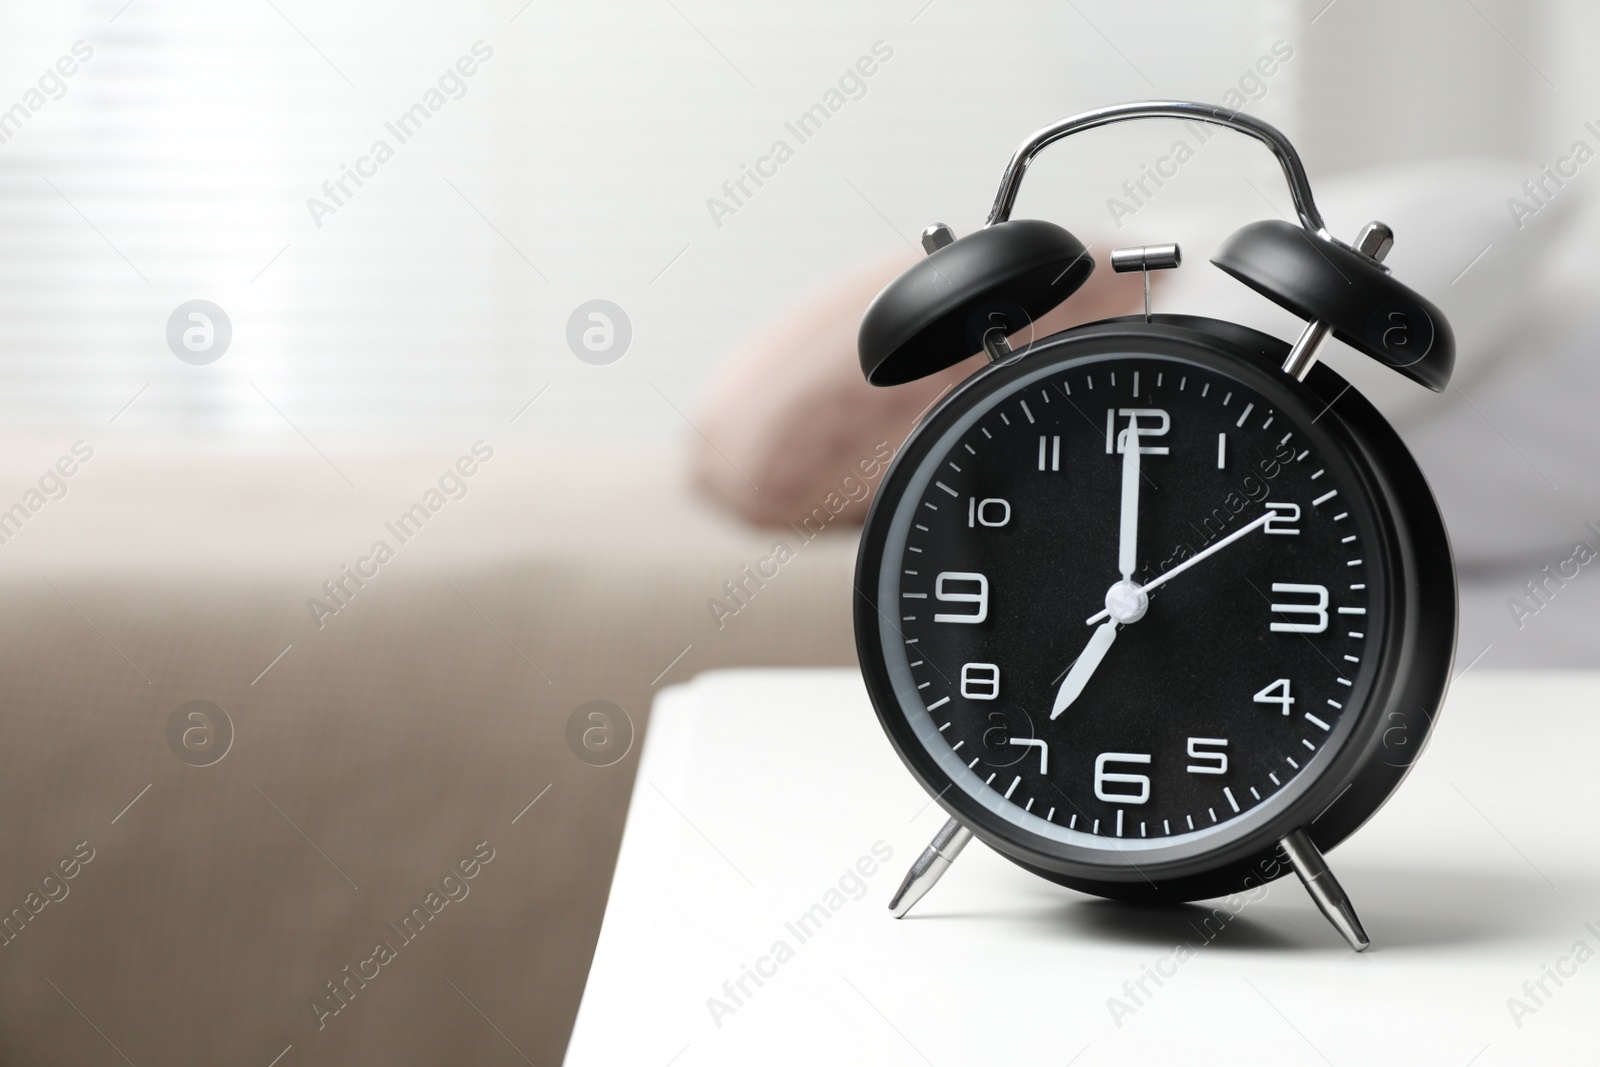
<box><xmin>854</xmin><ymin>315</ymin><xmax>1456</xmax><ymax>902</ymax></box>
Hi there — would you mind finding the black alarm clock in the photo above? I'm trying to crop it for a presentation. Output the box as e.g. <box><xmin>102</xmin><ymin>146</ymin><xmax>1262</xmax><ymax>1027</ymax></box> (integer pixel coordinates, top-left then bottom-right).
<box><xmin>854</xmin><ymin>101</ymin><xmax>1455</xmax><ymax>950</ymax></box>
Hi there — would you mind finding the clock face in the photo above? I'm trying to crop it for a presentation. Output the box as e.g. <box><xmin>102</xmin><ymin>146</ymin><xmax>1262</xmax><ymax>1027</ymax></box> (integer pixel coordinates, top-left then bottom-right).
<box><xmin>865</xmin><ymin>344</ymin><xmax>1388</xmax><ymax>859</ymax></box>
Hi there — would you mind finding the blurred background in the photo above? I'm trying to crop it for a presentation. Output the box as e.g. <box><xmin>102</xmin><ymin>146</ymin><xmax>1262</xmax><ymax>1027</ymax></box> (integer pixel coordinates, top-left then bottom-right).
<box><xmin>1</xmin><ymin>0</ymin><xmax>1594</xmax><ymax>438</ymax></box>
<box><xmin>0</xmin><ymin>0</ymin><xmax>1596</xmax><ymax>1063</ymax></box>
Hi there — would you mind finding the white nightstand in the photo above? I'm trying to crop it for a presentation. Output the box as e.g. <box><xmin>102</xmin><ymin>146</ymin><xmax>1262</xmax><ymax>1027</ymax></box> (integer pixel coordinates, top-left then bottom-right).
<box><xmin>566</xmin><ymin>669</ymin><xmax>1600</xmax><ymax>1065</ymax></box>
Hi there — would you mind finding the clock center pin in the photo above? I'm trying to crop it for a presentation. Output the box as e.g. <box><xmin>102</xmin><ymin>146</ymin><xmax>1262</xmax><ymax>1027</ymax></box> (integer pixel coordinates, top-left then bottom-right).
<box><xmin>1104</xmin><ymin>579</ymin><xmax>1148</xmax><ymax>624</ymax></box>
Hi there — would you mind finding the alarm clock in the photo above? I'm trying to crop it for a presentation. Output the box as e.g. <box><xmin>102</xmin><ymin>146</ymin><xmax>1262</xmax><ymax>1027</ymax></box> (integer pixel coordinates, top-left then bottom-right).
<box><xmin>854</xmin><ymin>101</ymin><xmax>1455</xmax><ymax>950</ymax></box>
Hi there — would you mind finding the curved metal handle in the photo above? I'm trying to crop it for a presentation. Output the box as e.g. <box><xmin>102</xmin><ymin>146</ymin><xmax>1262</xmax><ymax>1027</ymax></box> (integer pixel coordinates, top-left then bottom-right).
<box><xmin>986</xmin><ymin>101</ymin><xmax>1330</xmax><ymax>241</ymax></box>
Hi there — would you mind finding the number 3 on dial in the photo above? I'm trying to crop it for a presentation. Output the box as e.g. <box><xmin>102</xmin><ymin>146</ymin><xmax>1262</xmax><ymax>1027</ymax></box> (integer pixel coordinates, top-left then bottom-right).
<box><xmin>1269</xmin><ymin>583</ymin><xmax>1328</xmax><ymax>633</ymax></box>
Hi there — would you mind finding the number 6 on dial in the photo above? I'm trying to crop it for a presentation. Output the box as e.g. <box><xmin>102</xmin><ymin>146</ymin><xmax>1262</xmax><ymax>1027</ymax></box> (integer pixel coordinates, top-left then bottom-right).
<box><xmin>1094</xmin><ymin>752</ymin><xmax>1151</xmax><ymax>804</ymax></box>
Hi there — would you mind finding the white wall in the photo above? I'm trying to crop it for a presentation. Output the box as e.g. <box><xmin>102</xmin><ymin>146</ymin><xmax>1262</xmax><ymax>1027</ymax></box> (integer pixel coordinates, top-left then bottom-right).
<box><xmin>0</xmin><ymin>0</ymin><xmax>1572</xmax><ymax>444</ymax></box>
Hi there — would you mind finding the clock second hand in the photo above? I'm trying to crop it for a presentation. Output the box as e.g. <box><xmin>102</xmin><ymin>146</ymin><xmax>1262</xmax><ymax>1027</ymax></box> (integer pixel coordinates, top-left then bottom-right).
<box><xmin>1084</xmin><ymin>509</ymin><xmax>1274</xmax><ymax>626</ymax></box>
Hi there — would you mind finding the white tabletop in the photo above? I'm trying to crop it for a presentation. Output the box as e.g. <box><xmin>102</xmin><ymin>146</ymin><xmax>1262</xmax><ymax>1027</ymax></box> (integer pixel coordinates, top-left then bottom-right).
<box><xmin>566</xmin><ymin>669</ymin><xmax>1600</xmax><ymax>1066</ymax></box>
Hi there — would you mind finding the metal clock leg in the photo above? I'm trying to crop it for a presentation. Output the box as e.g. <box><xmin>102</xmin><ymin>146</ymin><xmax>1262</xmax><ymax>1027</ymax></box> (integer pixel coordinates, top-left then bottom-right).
<box><xmin>888</xmin><ymin>817</ymin><xmax>973</xmax><ymax>918</ymax></box>
<box><xmin>1279</xmin><ymin>828</ymin><xmax>1371</xmax><ymax>951</ymax></box>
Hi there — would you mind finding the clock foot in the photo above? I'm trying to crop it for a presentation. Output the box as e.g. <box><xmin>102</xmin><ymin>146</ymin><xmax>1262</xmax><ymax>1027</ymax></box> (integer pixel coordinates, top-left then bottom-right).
<box><xmin>1279</xmin><ymin>828</ymin><xmax>1370</xmax><ymax>952</ymax></box>
<box><xmin>888</xmin><ymin>817</ymin><xmax>972</xmax><ymax>918</ymax></box>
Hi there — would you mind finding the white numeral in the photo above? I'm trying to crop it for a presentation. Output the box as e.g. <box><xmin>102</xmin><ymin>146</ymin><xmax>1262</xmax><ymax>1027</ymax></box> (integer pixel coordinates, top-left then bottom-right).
<box><xmin>1269</xmin><ymin>583</ymin><xmax>1328</xmax><ymax>633</ymax></box>
<box><xmin>934</xmin><ymin>572</ymin><xmax>988</xmax><ymax>624</ymax></box>
<box><xmin>967</xmin><ymin>497</ymin><xmax>1011</xmax><ymax>527</ymax></box>
<box><xmin>1094</xmin><ymin>752</ymin><xmax>1151</xmax><ymax>805</ymax></box>
<box><xmin>1186</xmin><ymin>737</ymin><xmax>1229</xmax><ymax>775</ymax></box>
<box><xmin>1037</xmin><ymin>436</ymin><xmax>1061</xmax><ymax>472</ymax></box>
<box><xmin>960</xmin><ymin>663</ymin><xmax>1000</xmax><ymax>700</ymax></box>
<box><xmin>1009</xmin><ymin>737</ymin><xmax>1048</xmax><ymax>774</ymax></box>
<box><xmin>1105</xmin><ymin>408</ymin><xmax>1171</xmax><ymax>455</ymax></box>
<box><xmin>1253</xmin><ymin>678</ymin><xmax>1295</xmax><ymax>715</ymax></box>
<box><xmin>1264</xmin><ymin>502</ymin><xmax>1301</xmax><ymax>535</ymax></box>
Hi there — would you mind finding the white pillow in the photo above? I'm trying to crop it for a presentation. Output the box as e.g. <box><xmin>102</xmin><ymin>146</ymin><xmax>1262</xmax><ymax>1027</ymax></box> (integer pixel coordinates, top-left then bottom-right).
<box><xmin>1152</xmin><ymin>159</ymin><xmax>1595</xmax><ymax>566</ymax></box>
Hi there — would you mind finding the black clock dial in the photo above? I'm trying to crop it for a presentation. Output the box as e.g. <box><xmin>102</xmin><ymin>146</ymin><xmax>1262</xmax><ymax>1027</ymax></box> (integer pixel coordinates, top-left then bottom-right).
<box><xmin>871</xmin><ymin>348</ymin><xmax>1386</xmax><ymax>855</ymax></box>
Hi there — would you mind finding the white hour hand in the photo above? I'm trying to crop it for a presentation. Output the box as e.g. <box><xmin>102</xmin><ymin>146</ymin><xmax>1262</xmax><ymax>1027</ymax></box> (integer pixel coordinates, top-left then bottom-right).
<box><xmin>1050</xmin><ymin>619</ymin><xmax>1118</xmax><ymax>719</ymax></box>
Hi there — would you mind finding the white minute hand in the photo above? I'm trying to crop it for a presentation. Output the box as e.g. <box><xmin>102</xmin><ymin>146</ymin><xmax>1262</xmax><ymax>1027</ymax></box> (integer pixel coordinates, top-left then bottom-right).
<box><xmin>1117</xmin><ymin>415</ymin><xmax>1140</xmax><ymax>581</ymax></box>
<box><xmin>1085</xmin><ymin>509</ymin><xmax>1275</xmax><ymax>626</ymax></box>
